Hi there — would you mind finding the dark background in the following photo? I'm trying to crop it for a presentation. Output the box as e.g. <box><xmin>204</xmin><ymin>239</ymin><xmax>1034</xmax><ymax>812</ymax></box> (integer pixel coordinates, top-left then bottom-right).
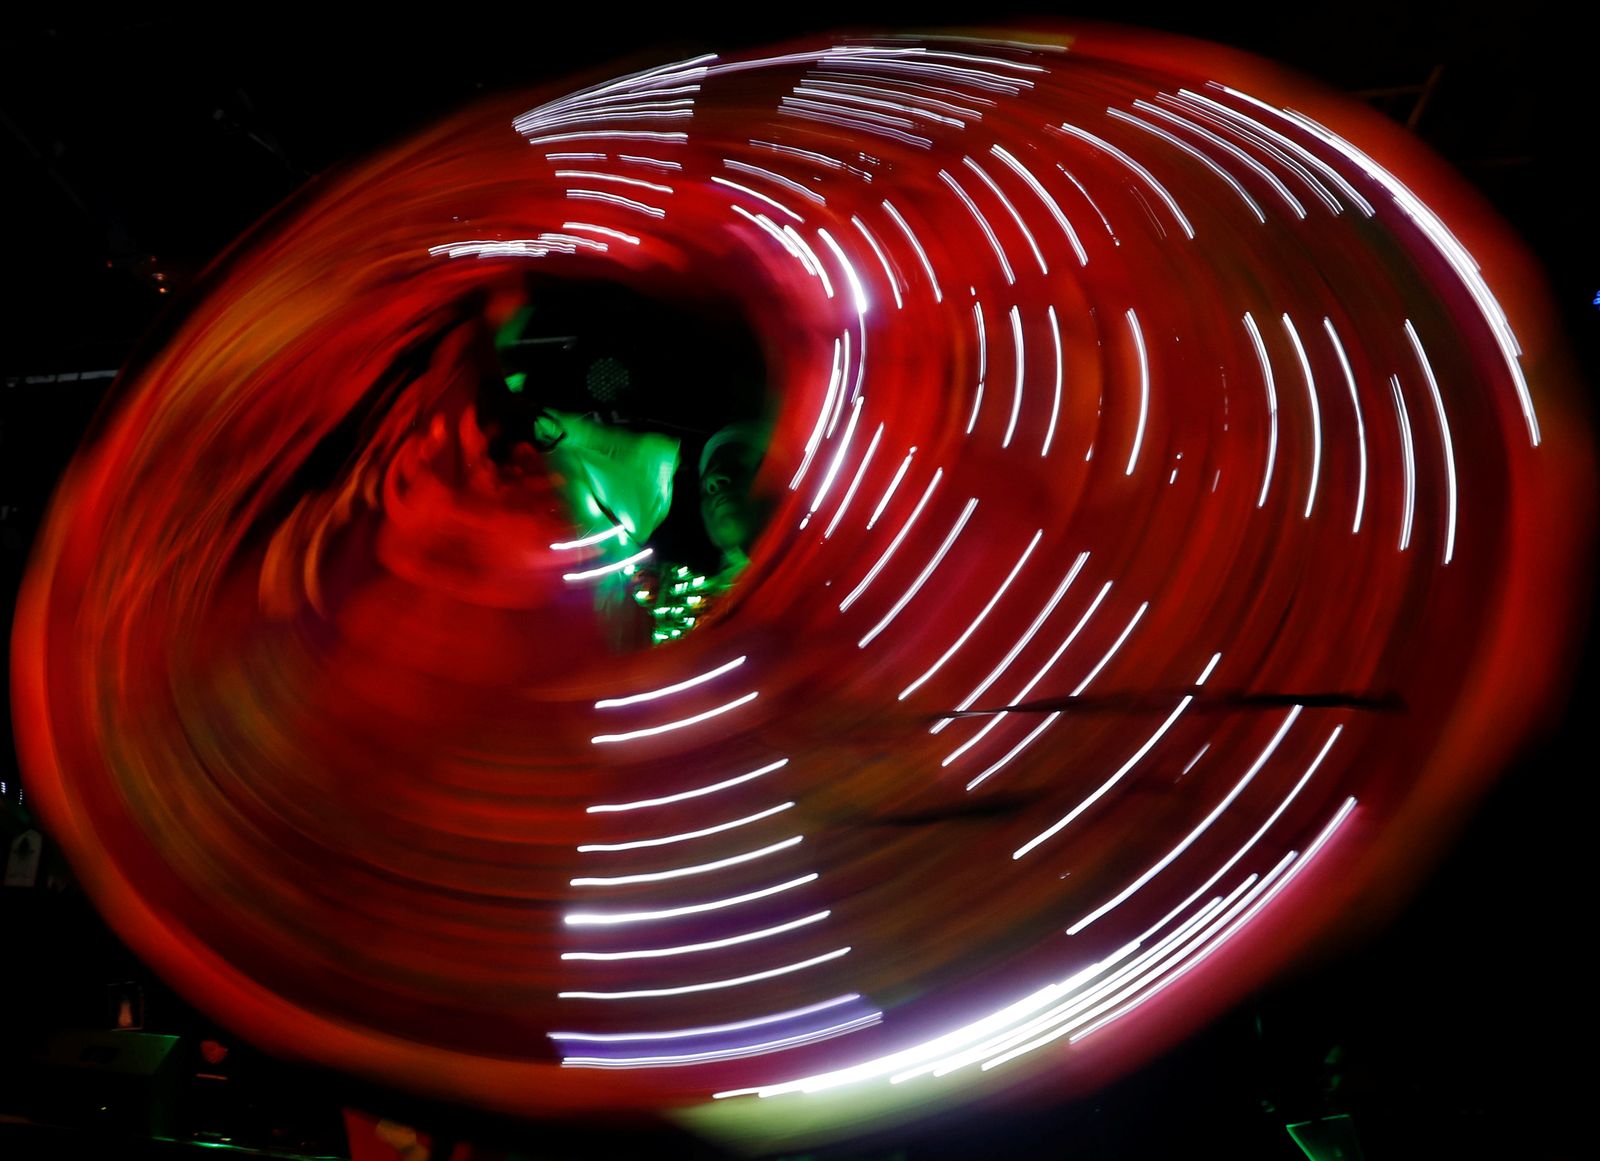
<box><xmin>2</xmin><ymin>6</ymin><xmax>1593</xmax><ymax>1158</ymax></box>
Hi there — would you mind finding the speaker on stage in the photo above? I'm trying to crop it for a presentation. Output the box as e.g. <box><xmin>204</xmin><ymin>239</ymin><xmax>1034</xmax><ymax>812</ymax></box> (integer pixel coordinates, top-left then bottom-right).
<box><xmin>29</xmin><ymin>1028</ymin><xmax>181</xmax><ymax>1138</ymax></box>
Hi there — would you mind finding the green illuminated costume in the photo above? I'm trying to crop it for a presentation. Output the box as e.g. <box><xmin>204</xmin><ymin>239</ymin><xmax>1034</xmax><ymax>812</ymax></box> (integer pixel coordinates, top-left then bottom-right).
<box><xmin>537</xmin><ymin>409</ymin><xmax>680</xmax><ymax>545</ymax></box>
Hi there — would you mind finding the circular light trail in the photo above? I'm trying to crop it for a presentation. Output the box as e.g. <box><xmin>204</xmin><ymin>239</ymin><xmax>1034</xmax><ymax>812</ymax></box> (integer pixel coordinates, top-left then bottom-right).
<box><xmin>11</xmin><ymin>24</ymin><xmax>1591</xmax><ymax>1148</ymax></box>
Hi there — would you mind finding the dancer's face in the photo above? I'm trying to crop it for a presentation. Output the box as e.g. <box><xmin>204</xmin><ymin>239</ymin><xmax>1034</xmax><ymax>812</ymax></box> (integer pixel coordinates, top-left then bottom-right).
<box><xmin>699</xmin><ymin>435</ymin><xmax>764</xmax><ymax>553</ymax></box>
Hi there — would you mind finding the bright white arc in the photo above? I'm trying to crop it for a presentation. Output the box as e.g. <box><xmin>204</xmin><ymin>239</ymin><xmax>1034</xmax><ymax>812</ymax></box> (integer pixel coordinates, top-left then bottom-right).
<box><xmin>577</xmin><ymin>801</ymin><xmax>794</xmax><ymax>852</ymax></box>
<box><xmin>1125</xmin><ymin>309</ymin><xmax>1149</xmax><ymax>475</ymax></box>
<box><xmin>558</xmin><ymin>947</ymin><xmax>851</xmax><ymax>1000</ymax></box>
<box><xmin>586</xmin><ymin>758</ymin><xmax>788</xmax><ymax>813</ymax></box>
<box><xmin>569</xmin><ymin>835</ymin><xmax>803</xmax><ymax>887</ymax></box>
<box><xmin>549</xmin><ymin>994</ymin><xmax>863</xmax><ymax>1042</ymax></box>
<box><xmin>595</xmin><ymin>656</ymin><xmax>747</xmax><ymax>709</ymax></box>
<box><xmin>564</xmin><ymin>873</ymin><xmax>818</xmax><ymax>927</ymax></box>
<box><xmin>1404</xmin><ymin>319</ymin><xmax>1460</xmax><ymax>565</ymax></box>
<box><xmin>562</xmin><ymin>911</ymin><xmax>830</xmax><ymax>960</ymax></box>
<box><xmin>1243</xmin><ymin>312</ymin><xmax>1278</xmax><ymax>508</ymax></box>
<box><xmin>1322</xmin><ymin>317</ymin><xmax>1368</xmax><ymax>534</ymax></box>
<box><xmin>590</xmin><ymin>691</ymin><xmax>758</xmax><ymax>744</ymax></box>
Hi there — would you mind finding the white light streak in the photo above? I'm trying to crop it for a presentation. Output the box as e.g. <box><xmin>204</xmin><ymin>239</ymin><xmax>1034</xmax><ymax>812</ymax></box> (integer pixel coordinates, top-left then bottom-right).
<box><xmin>751</xmin><ymin>139</ymin><xmax>848</xmax><ymax>169</ymax></box>
<box><xmin>1404</xmin><ymin>319</ymin><xmax>1459</xmax><ymax>565</ymax></box>
<box><xmin>990</xmin><ymin>144</ymin><xmax>1087</xmax><ymax>266</ymax></box>
<box><xmin>1057</xmin><ymin>165</ymin><xmax>1118</xmax><ymax>243</ymax></box>
<box><xmin>1243</xmin><ymin>312</ymin><xmax>1278</xmax><ymax>508</ymax></box>
<box><xmin>1139</xmin><ymin>725</ymin><xmax>1341</xmax><ymax>942</ymax></box>
<box><xmin>618</xmin><ymin>154</ymin><xmax>683</xmax><ymax>170</ymax></box>
<box><xmin>564</xmin><ymin>873</ymin><xmax>816</xmax><ymax>926</ymax></box>
<box><xmin>828</xmin><ymin>45</ymin><xmax>1042</xmax><ymax>84</ymax></box>
<box><xmin>1072</xmin><ymin>600</ymin><xmax>1148</xmax><ymax>697</ymax></box>
<box><xmin>562</xmin><ymin>911</ymin><xmax>829</xmax><ymax>959</ymax></box>
<box><xmin>780</xmin><ymin>102</ymin><xmax>934</xmax><ymax>149</ymax></box>
<box><xmin>1066</xmin><ymin>706</ymin><xmax>1303</xmax><ymax>934</ymax></box>
<box><xmin>551</xmin><ymin>994</ymin><xmax>861</xmax><ymax>1041</ymax></box>
<box><xmin>794</xmin><ymin>84</ymin><xmax>960</xmax><ymax>127</ymax></box>
<box><xmin>429</xmin><ymin>239</ymin><xmax>563</xmax><ymax>260</ymax></box>
<box><xmin>1168</xmin><ymin>88</ymin><xmax>1353</xmax><ymax>214</ymax></box>
<box><xmin>858</xmin><ymin>498</ymin><xmax>979</xmax><ymax>647</ymax></box>
<box><xmin>921</xmin><ymin>892</ymin><xmax>1237</xmax><ymax>1080</ymax></box>
<box><xmin>990</xmin><ymin>871</ymin><xmax>1278</xmax><ymax>1066</ymax></box>
<box><xmin>941</xmin><ymin>580</ymin><xmax>1112</xmax><ymax>764</ymax></box>
<box><xmin>1005</xmin><ymin>306</ymin><xmax>1026</xmax><ymax>448</ymax></box>
<box><xmin>554</xmin><ymin>169</ymin><xmax>674</xmax><ymax>193</ymax></box>
<box><xmin>966</xmin><ymin>711</ymin><xmax>1062</xmax><ymax>791</ymax></box>
<box><xmin>730</xmin><ymin>205</ymin><xmax>805</xmax><ymax>260</ymax></box>
<box><xmin>789</xmin><ymin>338</ymin><xmax>844</xmax><ymax>491</ymax></box>
<box><xmin>706</xmin><ymin>788</ymin><xmax>1354</xmax><ymax>1099</ymax></box>
<box><xmin>715</xmin><ymin>944</ymin><xmax>1143</xmax><ymax>1099</ymax></box>
<box><xmin>712</xmin><ymin>176</ymin><xmax>804</xmax><ymax>222</ymax></box>
<box><xmin>1043</xmin><ymin>305</ymin><xmax>1064</xmax><ymax>456</ymax></box>
<box><xmin>899</xmin><ymin>531</ymin><xmax>1042</xmax><ymax>700</ymax></box>
<box><xmin>783</xmin><ymin>226</ymin><xmax>834</xmax><ymax>297</ymax></box>
<box><xmin>1204</xmin><ymin>88</ymin><xmax>1369</xmax><ymax>206</ymax></box>
<box><xmin>825</xmin><ymin>423</ymin><xmax>884</xmax><ymax>539</ymax></box>
<box><xmin>1246</xmin><ymin>89</ymin><xmax>1540</xmax><ymax>445</ymax></box>
<box><xmin>963</xmin><ymin>156</ymin><xmax>1049</xmax><ymax>276</ymax></box>
<box><xmin>1105</xmin><ymin>108</ymin><xmax>1265</xmax><ymax>224</ymax></box>
<box><xmin>933</xmin><ymin>556</ymin><xmax>1092</xmax><ymax>735</ymax></box>
<box><xmin>529</xmin><ymin>92</ymin><xmax>698</xmax><ymax>122</ymax></box>
<box><xmin>1281</xmin><ymin>315</ymin><xmax>1322</xmax><ymax>518</ymax></box>
<box><xmin>1067</xmin><ymin>797</ymin><xmax>1358</xmax><ymax>1045</ymax></box>
<box><xmin>882</xmin><ymin>199</ymin><xmax>943</xmax><ymax>302</ymax></box>
<box><xmin>537</xmin><ymin>232</ymin><xmax>609</xmax><ymax>252</ymax></box>
<box><xmin>1323</xmin><ymin>318</ymin><xmax>1368</xmax><ymax>533</ymax></box>
<box><xmin>559</xmin><ymin>947</ymin><xmax>850</xmax><ymax>999</ymax></box>
<box><xmin>520</xmin><ymin>54</ymin><xmax>710</xmax><ymax>114</ymax></box>
<box><xmin>1125</xmin><ymin>309</ymin><xmax>1149</xmax><ymax>475</ymax></box>
<box><xmin>596</xmin><ymin>656</ymin><xmax>746</xmax><ymax>709</ymax></box>
<box><xmin>817</xmin><ymin>227</ymin><xmax>871</xmax><ymax>315</ymax></box>
<box><xmin>866</xmin><ymin>449</ymin><xmax>915</xmax><ymax>530</ymax></box>
<box><xmin>724</xmin><ymin>159</ymin><xmax>827</xmax><ymax>205</ymax></box>
<box><xmin>816</xmin><ymin>55</ymin><xmax>1024</xmax><ymax>98</ymax></box>
<box><xmin>975</xmin><ymin>301</ymin><xmax>988</xmax><ymax>380</ymax></box>
<box><xmin>551</xmin><ymin>525</ymin><xmax>625</xmax><ymax>551</ymax></box>
<box><xmin>816</xmin><ymin>66</ymin><xmax>1000</xmax><ymax>111</ymax></box>
<box><xmin>824</xmin><ymin>330</ymin><xmax>852</xmax><ymax>439</ymax></box>
<box><xmin>1054</xmin><ymin>121</ymin><xmax>1195</xmax><ymax>239</ymax></box>
<box><xmin>524</xmin><ymin>108</ymin><xmax>695</xmax><ymax>136</ymax></box>
<box><xmin>586</xmin><ymin>759</ymin><xmax>788</xmax><ymax>814</ymax></box>
<box><xmin>564</xmin><ymin>548</ymin><xmax>653</xmax><ymax>582</ymax></box>
<box><xmin>565</xmin><ymin>189</ymin><xmax>667</xmax><ymax>218</ymax></box>
<box><xmin>1389</xmin><ymin>375</ymin><xmax>1416</xmax><ymax>552</ymax></box>
<box><xmin>827</xmin><ymin>329</ymin><xmax>854</xmax><ymax>437</ymax></box>
<box><xmin>851</xmin><ymin>215</ymin><xmax>904</xmax><ymax>309</ymax></box>
<box><xmin>939</xmin><ymin>168</ymin><xmax>1016</xmax><ymax>284</ymax></box>
<box><xmin>578</xmin><ymin>802</ymin><xmax>794</xmax><ymax>852</ymax></box>
<box><xmin>811</xmin><ymin>395</ymin><xmax>865</xmax><ymax>516</ymax></box>
<box><xmin>782</xmin><ymin>94</ymin><xmax>915</xmax><ymax>132</ymax></box>
<box><xmin>1016</xmin><ymin>690</ymin><xmax>1184</xmax><ymax>858</ymax></box>
<box><xmin>1132</xmin><ymin>99</ymin><xmax>1307</xmax><ymax>218</ymax></box>
<box><xmin>591</xmin><ymin>691</ymin><xmax>758</xmax><ymax>744</ymax></box>
<box><xmin>840</xmin><ymin>469</ymin><xmax>942</xmax><ymax>611</ymax></box>
<box><xmin>967</xmin><ymin>301</ymin><xmax>987</xmax><ymax>435</ymax></box>
<box><xmin>525</xmin><ymin>130</ymin><xmax>689</xmax><ymax>146</ymax></box>
<box><xmin>560</xmin><ymin>221</ymin><xmax>641</xmax><ymax>246</ymax></box>
<box><xmin>561</xmin><ymin>1015</ymin><xmax>881</xmax><ymax>1068</ymax></box>
<box><xmin>803</xmin><ymin>77</ymin><xmax>983</xmax><ymax>123</ymax></box>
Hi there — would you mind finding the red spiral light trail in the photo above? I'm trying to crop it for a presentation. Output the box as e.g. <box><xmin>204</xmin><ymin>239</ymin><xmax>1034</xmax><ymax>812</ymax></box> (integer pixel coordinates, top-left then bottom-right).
<box><xmin>10</xmin><ymin>24</ymin><xmax>1592</xmax><ymax>1147</ymax></box>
